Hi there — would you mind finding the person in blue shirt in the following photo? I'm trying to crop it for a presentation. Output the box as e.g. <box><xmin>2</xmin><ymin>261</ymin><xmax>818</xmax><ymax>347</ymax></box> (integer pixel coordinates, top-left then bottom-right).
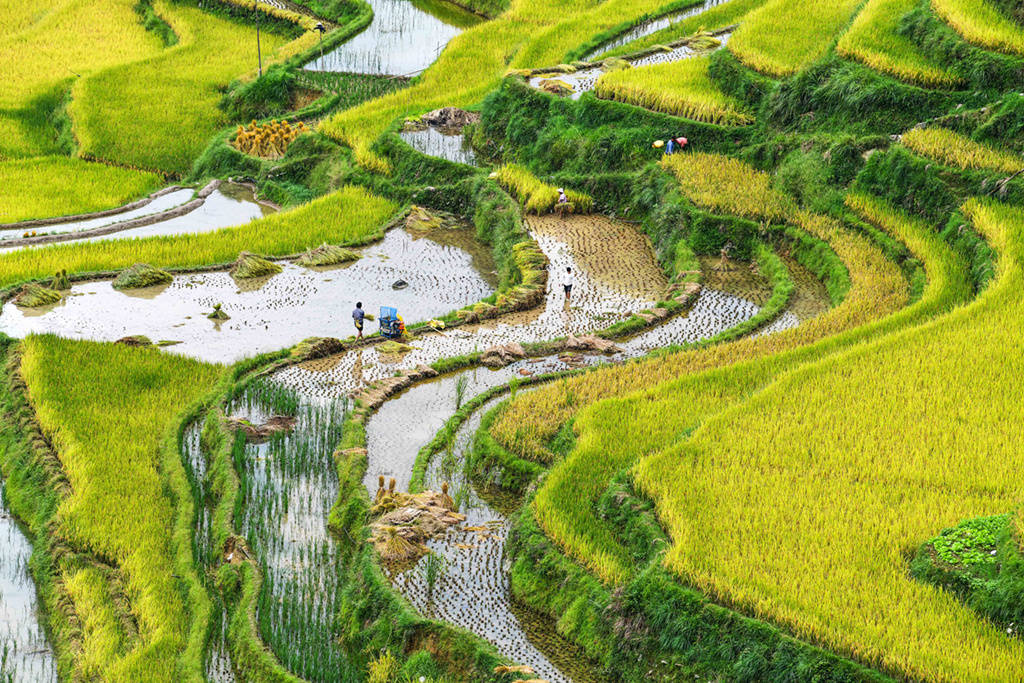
<box><xmin>666</xmin><ymin>138</ymin><xmax>675</xmax><ymax>155</ymax></box>
<box><xmin>352</xmin><ymin>301</ymin><xmax>365</xmax><ymax>339</ymax></box>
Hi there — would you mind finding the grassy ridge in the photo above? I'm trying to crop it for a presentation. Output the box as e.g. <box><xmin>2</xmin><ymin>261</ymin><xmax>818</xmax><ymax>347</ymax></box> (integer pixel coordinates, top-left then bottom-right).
<box><xmin>516</xmin><ymin>166</ymin><xmax>970</xmax><ymax>586</ymax></box>
<box><xmin>0</xmin><ymin>185</ymin><xmax>397</xmax><ymax>291</ymax></box>
<box><xmin>71</xmin><ymin>0</ymin><xmax>296</xmax><ymax>175</ymax></box>
<box><xmin>594</xmin><ymin>55</ymin><xmax>755</xmax><ymax>125</ymax></box>
<box><xmin>0</xmin><ymin>157</ymin><xmax>162</xmax><ymax>223</ymax></box>
<box><xmin>902</xmin><ymin>126</ymin><xmax>1024</xmax><ymax>173</ymax></box>
<box><xmin>20</xmin><ymin>336</ymin><xmax>224</xmax><ymax>680</ymax></box>
<box><xmin>635</xmin><ymin>198</ymin><xmax>1024</xmax><ymax>681</ymax></box>
<box><xmin>0</xmin><ymin>0</ymin><xmax>164</xmax><ymax>159</ymax></box>
<box><xmin>932</xmin><ymin>0</ymin><xmax>1024</xmax><ymax>55</ymax></box>
<box><xmin>728</xmin><ymin>0</ymin><xmax>863</xmax><ymax>76</ymax></box>
<box><xmin>837</xmin><ymin>0</ymin><xmax>959</xmax><ymax>86</ymax></box>
<box><xmin>320</xmin><ymin>0</ymin><xmax>722</xmax><ymax>171</ymax></box>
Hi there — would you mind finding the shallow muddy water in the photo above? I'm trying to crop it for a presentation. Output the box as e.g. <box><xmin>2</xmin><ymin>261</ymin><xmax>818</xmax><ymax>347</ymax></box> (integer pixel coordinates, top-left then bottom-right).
<box><xmin>182</xmin><ymin>424</ymin><xmax>238</xmax><ymax>683</ymax></box>
<box><xmin>399</xmin><ymin>127</ymin><xmax>479</xmax><ymax>165</ymax></box>
<box><xmin>0</xmin><ymin>486</ymin><xmax>58</xmax><ymax>683</ymax></box>
<box><xmin>0</xmin><ymin>189</ymin><xmax>194</xmax><ymax>241</ymax></box>
<box><xmin>530</xmin><ymin>32</ymin><xmax>732</xmax><ymax>100</ymax></box>
<box><xmin>188</xmin><ymin>213</ymin><xmax>812</xmax><ymax>681</ymax></box>
<box><xmin>265</xmin><ymin>217</ymin><xmax>777</xmax><ymax>679</ymax></box>
<box><xmin>0</xmin><ymin>184</ymin><xmax>271</xmax><ymax>252</ymax></box>
<box><xmin>304</xmin><ymin>0</ymin><xmax>480</xmax><ymax>76</ymax></box>
<box><xmin>388</xmin><ymin>392</ymin><xmax>604</xmax><ymax>683</ymax></box>
<box><xmin>0</xmin><ymin>228</ymin><xmax>495</xmax><ymax>363</ymax></box>
<box><xmin>584</xmin><ymin>0</ymin><xmax>731</xmax><ymax>60</ymax></box>
<box><xmin>229</xmin><ymin>386</ymin><xmax>349</xmax><ymax>682</ymax></box>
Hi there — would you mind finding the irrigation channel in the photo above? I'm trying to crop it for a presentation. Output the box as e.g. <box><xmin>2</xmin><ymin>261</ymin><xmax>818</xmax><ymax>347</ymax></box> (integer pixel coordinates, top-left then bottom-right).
<box><xmin>0</xmin><ymin>182</ymin><xmax>272</xmax><ymax>252</ymax></box>
<box><xmin>303</xmin><ymin>0</ymin><xmax>481</xmax><ymax>76</ymax></box>
<box><xmin>178</xmin><ymin>213</ymin><xmax>830</xmax><ymax>682</ymax></box>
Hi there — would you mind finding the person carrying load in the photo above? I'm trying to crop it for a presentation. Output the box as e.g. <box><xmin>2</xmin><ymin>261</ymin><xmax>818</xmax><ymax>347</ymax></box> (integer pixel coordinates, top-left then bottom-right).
<box><xmin>352</xmin><ymin>301</ymin><xmax>365</xmax><ymax>339</ymax></box>
<box><xmin>556</xmin><ymin>187</ymin><xmax>570</xmax><ymax>219</ymax></box>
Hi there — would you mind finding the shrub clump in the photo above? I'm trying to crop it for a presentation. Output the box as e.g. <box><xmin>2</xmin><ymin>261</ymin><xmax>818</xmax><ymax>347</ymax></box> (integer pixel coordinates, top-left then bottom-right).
<box><xmin>12</xmin><ymin>284</ymin><xmax>63</xmax><ymax>307</ymax></box>
<box><xmin>230</xmin><ymin>252</ymin><xmax>282</xmax><ymax>279</ymax></box>
<box><xmin>112</xmin><ymin>263</ymin><xmax>173</xmax><ymax>290</ymax></box>
<box><xmin>295</xmin><ymin>244</ymin><xmax>360</xmax><ymax>267</ymax></box>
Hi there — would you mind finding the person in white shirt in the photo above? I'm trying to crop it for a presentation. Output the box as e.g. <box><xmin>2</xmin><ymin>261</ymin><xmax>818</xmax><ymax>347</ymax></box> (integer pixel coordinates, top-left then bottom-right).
<box><xmin>563</xmin><ymin>266</ymin><xmax>574</xmax><ymax>301</ymax></box>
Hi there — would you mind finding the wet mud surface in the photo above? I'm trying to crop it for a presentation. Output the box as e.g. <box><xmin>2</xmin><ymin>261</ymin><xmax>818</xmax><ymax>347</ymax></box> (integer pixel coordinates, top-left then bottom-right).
<box><xmin>0</xmin><ymin>487</ymin><xmax>58</xmax><ymax>683</ymax></box>
<box><xmin>388</xmin><ymin>393</ymin><xmax>606</xmax><ymax>683</ymax></box>
<box><xmin>0</xmin><ymin>228</ymin><xmax>495</xmax><ymax>363</ymax></box>
<box><xmin>262</xmin><ymin>217</ymin><xmax>796</xmax><ymax>681</ymax></box>
<box><xmin>304</xmin><ymin>0</ymin><xmax>479</xmax><ymax>76</ymax></box>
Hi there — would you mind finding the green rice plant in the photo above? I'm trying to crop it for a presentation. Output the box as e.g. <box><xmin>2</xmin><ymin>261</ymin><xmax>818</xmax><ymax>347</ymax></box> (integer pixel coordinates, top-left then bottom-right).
<box><xmin>836</xmin><ymin>0</ymin><xmax>959</xmax><ymax>86</ymax></box>
<box><xmin>597</xmin><ymin>0</ymin><xmax>771</xmax><ymax>59</ymax></box>
<box><xmin>217</xmin><ymin>0</ymin><xmax>320</xmax><ymax>30</ymax></box>
<box><xmin>0</xmin><ymin>157</ymin><xmax>161</xmax><ymax>224</ymax></box>
<box><xmin>0</xmin><ymin>185</ymin><xmax>396</xmax><ymax>291</ymax></box>
<box><xmin>634</xmin><ymin>198</ymin><xmax>1024</xmax><ymax>681</ymax></box>
<box><xmin>0</xmin><ymin>0</ymin><xmax>165</xmax><ymax>159</ymax></box>
<box><xmin>19</xmin><ymin>335</ymin><xmax>224</xmax><ymax>679</ymax></box>
<box><xmin>498</xmin><ymin>166</ymin><xmax>970</xmax><ymax>591</ymax></box>
<box><xmin>62</xmin><ymin>566</ymin><xmax>126</xmax><ymax>679</ymax></box>
<box><xmin>70</xmin><ymin>1</ymin><xmax>299</xmax><ymax>174</ymax></box>
<box><xmin>321</xmin><ymin>0</ymin><xmax>728</xmax><ymax>171</ymax></box>
<box><xmin>902</xmin><ymin>126</ymin><xmax>1024</xmax><ymax>173</ymax></box>
<box><xmin>932</xmin><ymin>0</ymin><xmax>1024</xmax><ymax>56</ymax></box>
<box><xmin>594</xmin><ymin>55</ymin><xmax>754</xmax><ymax>125</ymax></box>
<box><xmin>111</xmin><ymin>263</ymin><xmax>173</xmax><ymax>290</ymax></box>
<box><xmin>494</xmin><ymin>164</ymin><xmax>593</xmax><ymax>214</ymax></box>
<box><xmin>728</xmin><ymin>0</ymin><xmax>863</xmax><ymax>76</ymax></box>
<box><xmin>454</xmin><ymin>375</ymin><xmax>469</xmax><ymax>410</ymax></box>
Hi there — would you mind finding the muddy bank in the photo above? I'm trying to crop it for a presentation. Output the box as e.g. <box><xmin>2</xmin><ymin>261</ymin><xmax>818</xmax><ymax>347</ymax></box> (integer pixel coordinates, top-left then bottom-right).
<box><xmin>304</xmin><ymin>0</ymin><xmax>480</xmax><ymax>76</ymax></box>
<box><xmin>0</xmin><ymin>228</ymin><xmax>495</xmax><ymax>363</ymax></box>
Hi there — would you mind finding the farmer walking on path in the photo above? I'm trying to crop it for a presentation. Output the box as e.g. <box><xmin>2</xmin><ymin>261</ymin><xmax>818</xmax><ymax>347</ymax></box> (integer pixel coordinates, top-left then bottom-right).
<box><xmin>563</xmin><ymin>266</ymin><xmax>574</xmax><ymax>304</ymax></box>
<box><xmin>353</xmin><ymin>301</ymin><xmax>365</xmax><ymax>339</ymax></box>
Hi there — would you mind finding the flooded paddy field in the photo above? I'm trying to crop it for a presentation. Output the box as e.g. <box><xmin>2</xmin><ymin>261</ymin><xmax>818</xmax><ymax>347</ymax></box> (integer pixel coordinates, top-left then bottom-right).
<box><xmin>530</xmin><ymin>31</ymin><xmax>733</xmax><ymax>101</ymax></box>
<box><xmin>0</xmin><ymin>227</ymin><xmax>495</xmax><ymax>363</ymax></box>
<box><xmin>0</xmin><ymin>487</ymin><xmax>57</xmax><ymax>683</ymax></box>
<box><xmin>249</xmin><ymin>217</ymin><xmax>820</xmax><ymax>681</ymax></box>
<box><xmin>0</xmin><ymin>183</ymin><xmax>271</xmax><ymax>252</ymax></box>
<box><xmin>583</xmin><ymin>0</ymin><xmax>732</xmax><ymax>60</ymax></box>
<box><xmin>304</xmin><ymin>0</ymin><xmax>480</xmax><ymax>76</ymax></box>
<box><xmin>399</xmin><ymin>127</ymin><xmax>479</xmax><ymax>166</ymax></box>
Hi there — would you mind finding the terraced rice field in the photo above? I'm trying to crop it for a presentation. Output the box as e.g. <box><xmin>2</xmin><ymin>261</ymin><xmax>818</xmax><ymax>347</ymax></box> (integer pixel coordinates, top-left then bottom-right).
<box><xmin>2</xmin><ymin>0</ymin><xmax>1024</xmax><ymax>681</ymax></box>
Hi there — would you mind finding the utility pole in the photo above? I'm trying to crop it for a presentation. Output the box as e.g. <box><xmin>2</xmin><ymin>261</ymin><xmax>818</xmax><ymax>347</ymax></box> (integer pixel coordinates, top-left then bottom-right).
<box><xmin>315</xmin><ymin>22</ymin><xmax>326</xmax><ymax>70</ymax></box>
<box><xmin>254</xmin><ymin>0</ymin><xmax>262</xmax><ymax>76</ymax></box>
